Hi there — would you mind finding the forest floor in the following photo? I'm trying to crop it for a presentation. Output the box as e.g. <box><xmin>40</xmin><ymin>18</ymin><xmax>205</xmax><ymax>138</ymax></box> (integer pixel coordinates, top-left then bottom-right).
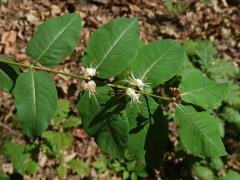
<box><xmin>0</xmin><ymin>0</ymin><xmax>240</xmax><ymax>179</ymax></box>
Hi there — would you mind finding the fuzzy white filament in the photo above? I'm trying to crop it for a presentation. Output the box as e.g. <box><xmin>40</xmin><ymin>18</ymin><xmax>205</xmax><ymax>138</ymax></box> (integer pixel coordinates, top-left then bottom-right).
<box><xmin>83</xmin><ymin>67</ymin><xmax>96</xmax><ymax>78</ymax></box>
<box><xmin>126</xmin><ymin>88</ymin><xmax>141</xmax><ymax>104</ymax></box>
<box><xmin>83</xmin><ymin>80</ymin><xmax>96</xmax><ymax>96</ymax></box>
<box><xmin>129</xmin><ymin>74</ymin><xmax>145</xmax><ymax>90</ymax></box>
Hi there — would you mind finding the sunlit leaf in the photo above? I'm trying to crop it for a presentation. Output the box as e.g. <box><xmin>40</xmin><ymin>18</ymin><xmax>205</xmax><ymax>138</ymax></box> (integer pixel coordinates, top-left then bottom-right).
<box><xmin>27</xmin><ymin>13</ymin><xmax>82</xmax><ymax>67</ymax></box>
<box><xmin>13</xmin><ymin>72</ymin><xmax>58</xmax><ymax>139</ymax></box>
<box><xmin>131</xmin><ymin>39</ymin><xmax>186</xmax><ymax>87</ymax></box>
<box><xmin>180</xmin><ymin>69</ymin><xmax>228</xmax><ymax>109</ymax></box>
<box><xmin>175</xmin><ymin>104</ymin><xmax>227</xmax><ymax>157</ymax></box>
<box><xmin>83</xmin><ymin>18</ymin><xmax>140</xmax><ymax>78</ymax></box>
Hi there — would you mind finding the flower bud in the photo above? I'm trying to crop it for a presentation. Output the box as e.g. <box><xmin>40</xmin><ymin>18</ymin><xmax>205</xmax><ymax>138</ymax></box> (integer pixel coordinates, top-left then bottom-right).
<box><xmin>126</xmin><ymin>88</ymin><xmax>141</xmax><ymax>104</ymax></box>
<box><xmin>83</xmin><ymin>67</ymin><xmax>96</xmax><ymax>78</ymax></box>
<box><xmin>130</xmin><ymin>78</ymin><xmax>145</xmax><ymax>90</ymax></box>
<box><xmin>83</xmin><ymin>80</ymin><xmax>96</xmax><ymax>96</ymax></box>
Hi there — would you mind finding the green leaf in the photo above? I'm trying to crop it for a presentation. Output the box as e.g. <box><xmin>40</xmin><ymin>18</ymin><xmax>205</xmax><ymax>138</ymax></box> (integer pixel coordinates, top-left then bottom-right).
<box><xmin>0</xmin><ymin>170</ymin><xmax>10</xmax><ymax>180</ymax></box>
<box><xmin>183</xmin><ymin>40</ymin><xmax>200</xmax><ymax>56</ymax></box>
<box><xmin>180</xmin><ymin>69</ymin><xmax>228</xmax><ymax>109</ymax></box>
<box><xmin>126</xmin><ymin>96</ymin><xmax>168</xmax><ymax>169</ymax></box>
<box><xmin>13</xmin><ymin>72</ymin><xmax>58</xmax><ymax>139</ymax></box>
<box><xmin>63</xmin><ymin>116</ymin><xmax>81</xmax><ymax>129</ymax></box>
<box><xmin>0</xmin><ymin>56</ymin><xmax>21</xmax><ymax>92</ymax></box>
<box><xmin>222</xmin><ymin>107</ymin><xmax>240</xmax><ymax>130</ymax></box>
<box><xmin>91</xmin><ymin>155</ymin><xmax>107</xmax><ymax>174</ymax></box>
<box><xmin>54</xmin><ymin>99</ymin><xmax>71</xmax><ymax>120</ymax></box>
<box><xmin>77</xmin><ymin>86</ymin><xmax>129</xmax><ymax>158</ymax></box>
<box><xmin>215</xmin><ymin>117</ymin><xmax>225</xmax><ymax>138</ymax></box>
<box><xmin>27</xmin><ymin>13</ymin><xmax>82</xmax><ymax>67</ymax></box>
<box><xmin>57</xmin><ymin>163</ymin><xmax>67</xmax><ymax>180</ymax></box>
<box><xmin>217</xmin><ymin>170</ymin><xmax>240</xmax><ymax>180</ymax></box>
<box><xmin>224</xmin><ymin>83</ymin><xmax>240</xmax><ymax>107</ymax></box>
<box><xmin>131</xmin><ymin>39</ymin><xmax>186</xmax><ymax>87</ymax></box>
<box><xmin>83</xmin><ymin>18</ymin><xmax>140</xmax><ymax>79</ymax></box>
<box><xmin>25</xmin><ymin>161</ymin><xmax>39</xmax><ymax>175</ymax></box>
<box><xmin>209</xmin><ymin>158</ymin><xmax>224</xmax><ymax>171</ymax></box>
<box><xmin>0</xmin><ymin>69</ymin><xmax>13</xmax><ymax>92</ymax></box>
<box><xmin>195</xmin><ymin>40</ymin><xmax>217</xmax><ymax>69</ymax></box>
<box><xmin>208</xmin><ymin>59</ymin><xmax>238</xmax><ymax>82</ymax></box>
<box><xmin>193</xmin><ymin>165</ymin><xmax>214</xmax><ymax>180</ymax></box>
<box><xmin>42</xmin><ymin>131</ymin><xmax>73</xmax><ymax>154</ymax></box>
<box><xmin>175</xmin><ymin>104</ymin><xmax>227</xmax><ymax>157</ymax></box>
<box><xmin>4</xmin><ymin>141</ymin><xmax>29</xmax><ymax>175</ymax></box>
<box><xmin>69</xmin><ymin>160</ymin><xmax>89</xmax><ymax>177</ymax></box>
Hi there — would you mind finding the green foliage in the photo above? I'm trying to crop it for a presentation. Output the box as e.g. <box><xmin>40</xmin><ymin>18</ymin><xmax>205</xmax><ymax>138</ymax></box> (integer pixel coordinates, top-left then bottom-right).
<box><xmin>221</xmin><ymin>107</ymin><xmax>240</xmax><ymax>130</ymax></box>
<box><xmin>164</xmin><ymin>0</ymin><xmax>187</xmax><ymax>15</ymax></box>
<box><xmin>13</xmin><ymin>71</ymin><xmax>58</xmax><ymax>139</ymax></box>
<box><xmin>42</xmin><ymin>131</ymin><xmax>73</xmax><ymax>156</ymax></box>
<box><xmin>180</xmin><ymin>69</ymin><xmax>228</xmax><ymax>109</ymax></box>
<box><xmin>63</xmin><ymin>116</ymin><xmax>81</xmax><ymax>129</ymax></box>
<box><xmin>0</xmin><ymin>14</ymin><xmax>233</xmax><ymax>178</ymax></box>
<box><xmin>57</xmin><ymin>163</ymin><xmax>67</xmax><ymax>180</ymax></box>
<box><xmin>83</xmin><ymin>18</ymin><xmax>140</xmax><ymax>79</ymax></box>
<box><xmin>183</xmin><ymin>39</ymin><xmax>240</xmax><ymax>179</ymax></box>
<box><xmin>68</xmin><ymin>159</ymin><xmax>89</xmax><ymax>176</ymax></box>
<box><xmin>193</xmin><ymin>164</ymin><xmax>214</xmax><ymax>180</ymax></box>
<box><xmin>0</xmin><ymin>56</ymin><xmax>21</xmax><ymax>92</ymax></box>
<box><xmin>3</xmin><ymin>141</ymin><xmax>38</xmax><ymax>175</ymax></box>
<box><xmin>217</xmin><ymin>170</ymin><xmax>240</xmax><ymax>180</ymax></box>
<box><xmin>92</xmin><ymin>153</ymin><xmax>147</xmax><ymax>179</ymax></box>
<box><xmin>224</xmin><ymin>83</ymin><xmax>240</xmax><ymax>107</ymax></box>
<box><xmin>54</xmin><ymin>99</ymin><xmax>71</xmax><ymax>120</ymax></box>
<box><xmin>175</xmin><ymin>104</ymin><xmax>227</xmax><ymax>157</ymax></box>
<box><xmin>131</xmin><ymin>39</ymin><xmax>186</xmax><ymax>87</ymax></box>
<box><xmin>0</xmin><ymin>170</ymin><xmax>10</xmax><ymax>180</ymax></box>
<box><xmin>27</xmin><ymin>13</ymin><xmax>82</xmax><ymax>67</ymax></box>
<box><xmin>78</xmin><ymin>86</ymin><xmax>129</xmax><ymax>159</ymax></box>
<box><xmin>53</xmin><ymin>99</ymin><xmax>81</xmax><ymax>129</ymax></box>
<box><xmin>126</xmin><ymin>96</ymin><xmax>168</xmax><ymax>168</ymax></box>
<box><xmin>209</xmin><ymin>158</ymin><xmax>224</xmax><ymax>171</ymax></box>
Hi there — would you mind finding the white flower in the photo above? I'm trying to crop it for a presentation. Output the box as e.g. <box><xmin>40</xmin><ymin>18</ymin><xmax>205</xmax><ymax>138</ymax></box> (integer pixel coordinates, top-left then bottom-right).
<box><xmin>126</xmin><ymin>88</ymin><xmax>141</xmax><ymax>104</ymax></box>
<box><xmin>129</xmin><ymin>74</ymin><xmax>145</xmax><ymax>90</ymax></box>
<box><xmin>83</xmin><ymin>67</ymin><xmax>96</xmax><ymax>78</ymax></box>
<box><xmin>83</xmin><ymin>80</ymin><xmax>96</xmax><ymax>96</ymax></box>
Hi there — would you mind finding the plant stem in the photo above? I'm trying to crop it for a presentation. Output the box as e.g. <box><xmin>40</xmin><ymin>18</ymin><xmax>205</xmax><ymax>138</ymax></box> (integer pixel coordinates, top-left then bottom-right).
<box><xmin>108</xmin><ymin>83</ymin><xmax>173</xmax><ymax>101</ymax></box>
<box><xmin>0</xmin><ymin>58</ymin><xmax>173</xmax><ymax>101</ymax></box>
<box><xmin>0</xmin><ymin>58</ymin><xmax>88</xmax><ymax>80</ymax></box>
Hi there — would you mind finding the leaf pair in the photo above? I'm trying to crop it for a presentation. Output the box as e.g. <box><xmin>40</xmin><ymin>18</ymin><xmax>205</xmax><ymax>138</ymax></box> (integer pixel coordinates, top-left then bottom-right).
<box><xmin>11</xmin><ymin>13</ymin><xmax>82</xmax><ymax>139</ymax></box>
<box><xmin>78</xmin><ymin>16</ymin><xmax>184</xmax><ymax>165</ymax></box>
<box><xmin>176</xmin><ymin>64</ymin><xmax>228</xmax><ymax>157</ymax></box>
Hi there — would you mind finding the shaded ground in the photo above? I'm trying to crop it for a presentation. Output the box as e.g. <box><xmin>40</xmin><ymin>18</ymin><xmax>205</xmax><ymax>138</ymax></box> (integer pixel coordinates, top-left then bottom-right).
<box><xmin>0</xmin><ymin>0</ymin><xmax>240</xmax><ymax>179</ymax></box>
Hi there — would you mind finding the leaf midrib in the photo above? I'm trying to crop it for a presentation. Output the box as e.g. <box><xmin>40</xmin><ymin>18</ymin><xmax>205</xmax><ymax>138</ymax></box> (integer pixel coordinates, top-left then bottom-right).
<box><xmin>96</xmin><ymin>19</ymin><xmax>136</xmax><ymax>69</ymax></box>
<box><xmin>175</xmin><ymin>104</ymin><xmax>224</xmax><ymax>154</ymax></box>
<box><xmin>181</xmin><ymin>84</ymin><xmax>220</xmax><ymax>96</ymax></box>
<box><xmin>30</xmin><ymin>72</ymin><xmax>37</xmax><ymax>137</ymax></box>
<box><xmin>140</xmin><ymin>44</ymin><xmax>177</xmax><ymax>79</ymax></box>
<box><xmin>36</xmin><ymin>15</ymin><xmax>78</xmax><ymax>61</ymax></box>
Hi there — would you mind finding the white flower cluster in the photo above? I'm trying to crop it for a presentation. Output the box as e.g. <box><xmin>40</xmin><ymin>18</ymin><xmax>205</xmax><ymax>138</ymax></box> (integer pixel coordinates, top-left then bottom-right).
<box><xmin>83</xmin><ymin>80</ymin><xmax>96</xmax><ymax>96</ymax></box>
<box><xmin>83</xmin><ymin>67</ymin><xmax>96</xmax><ymax>78</ymax></box>
<box><xmin>129</xmin><ymin>74</ymin><xmax>145</xmax><ymax>91</ymax></box>
<box><xmin>82</xmin><ymin>67</ymin><xmax>97</xmax><ymax>96</ymax></box>
<box><xmin>125</xmin><ymin>74</ymin><xmax>146</xmax><ymax>104</ymax></box>
<box><xmin>126</xmin><ymin>88</ymin><xmax>141</xmax><ymax>104</ymax></box>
